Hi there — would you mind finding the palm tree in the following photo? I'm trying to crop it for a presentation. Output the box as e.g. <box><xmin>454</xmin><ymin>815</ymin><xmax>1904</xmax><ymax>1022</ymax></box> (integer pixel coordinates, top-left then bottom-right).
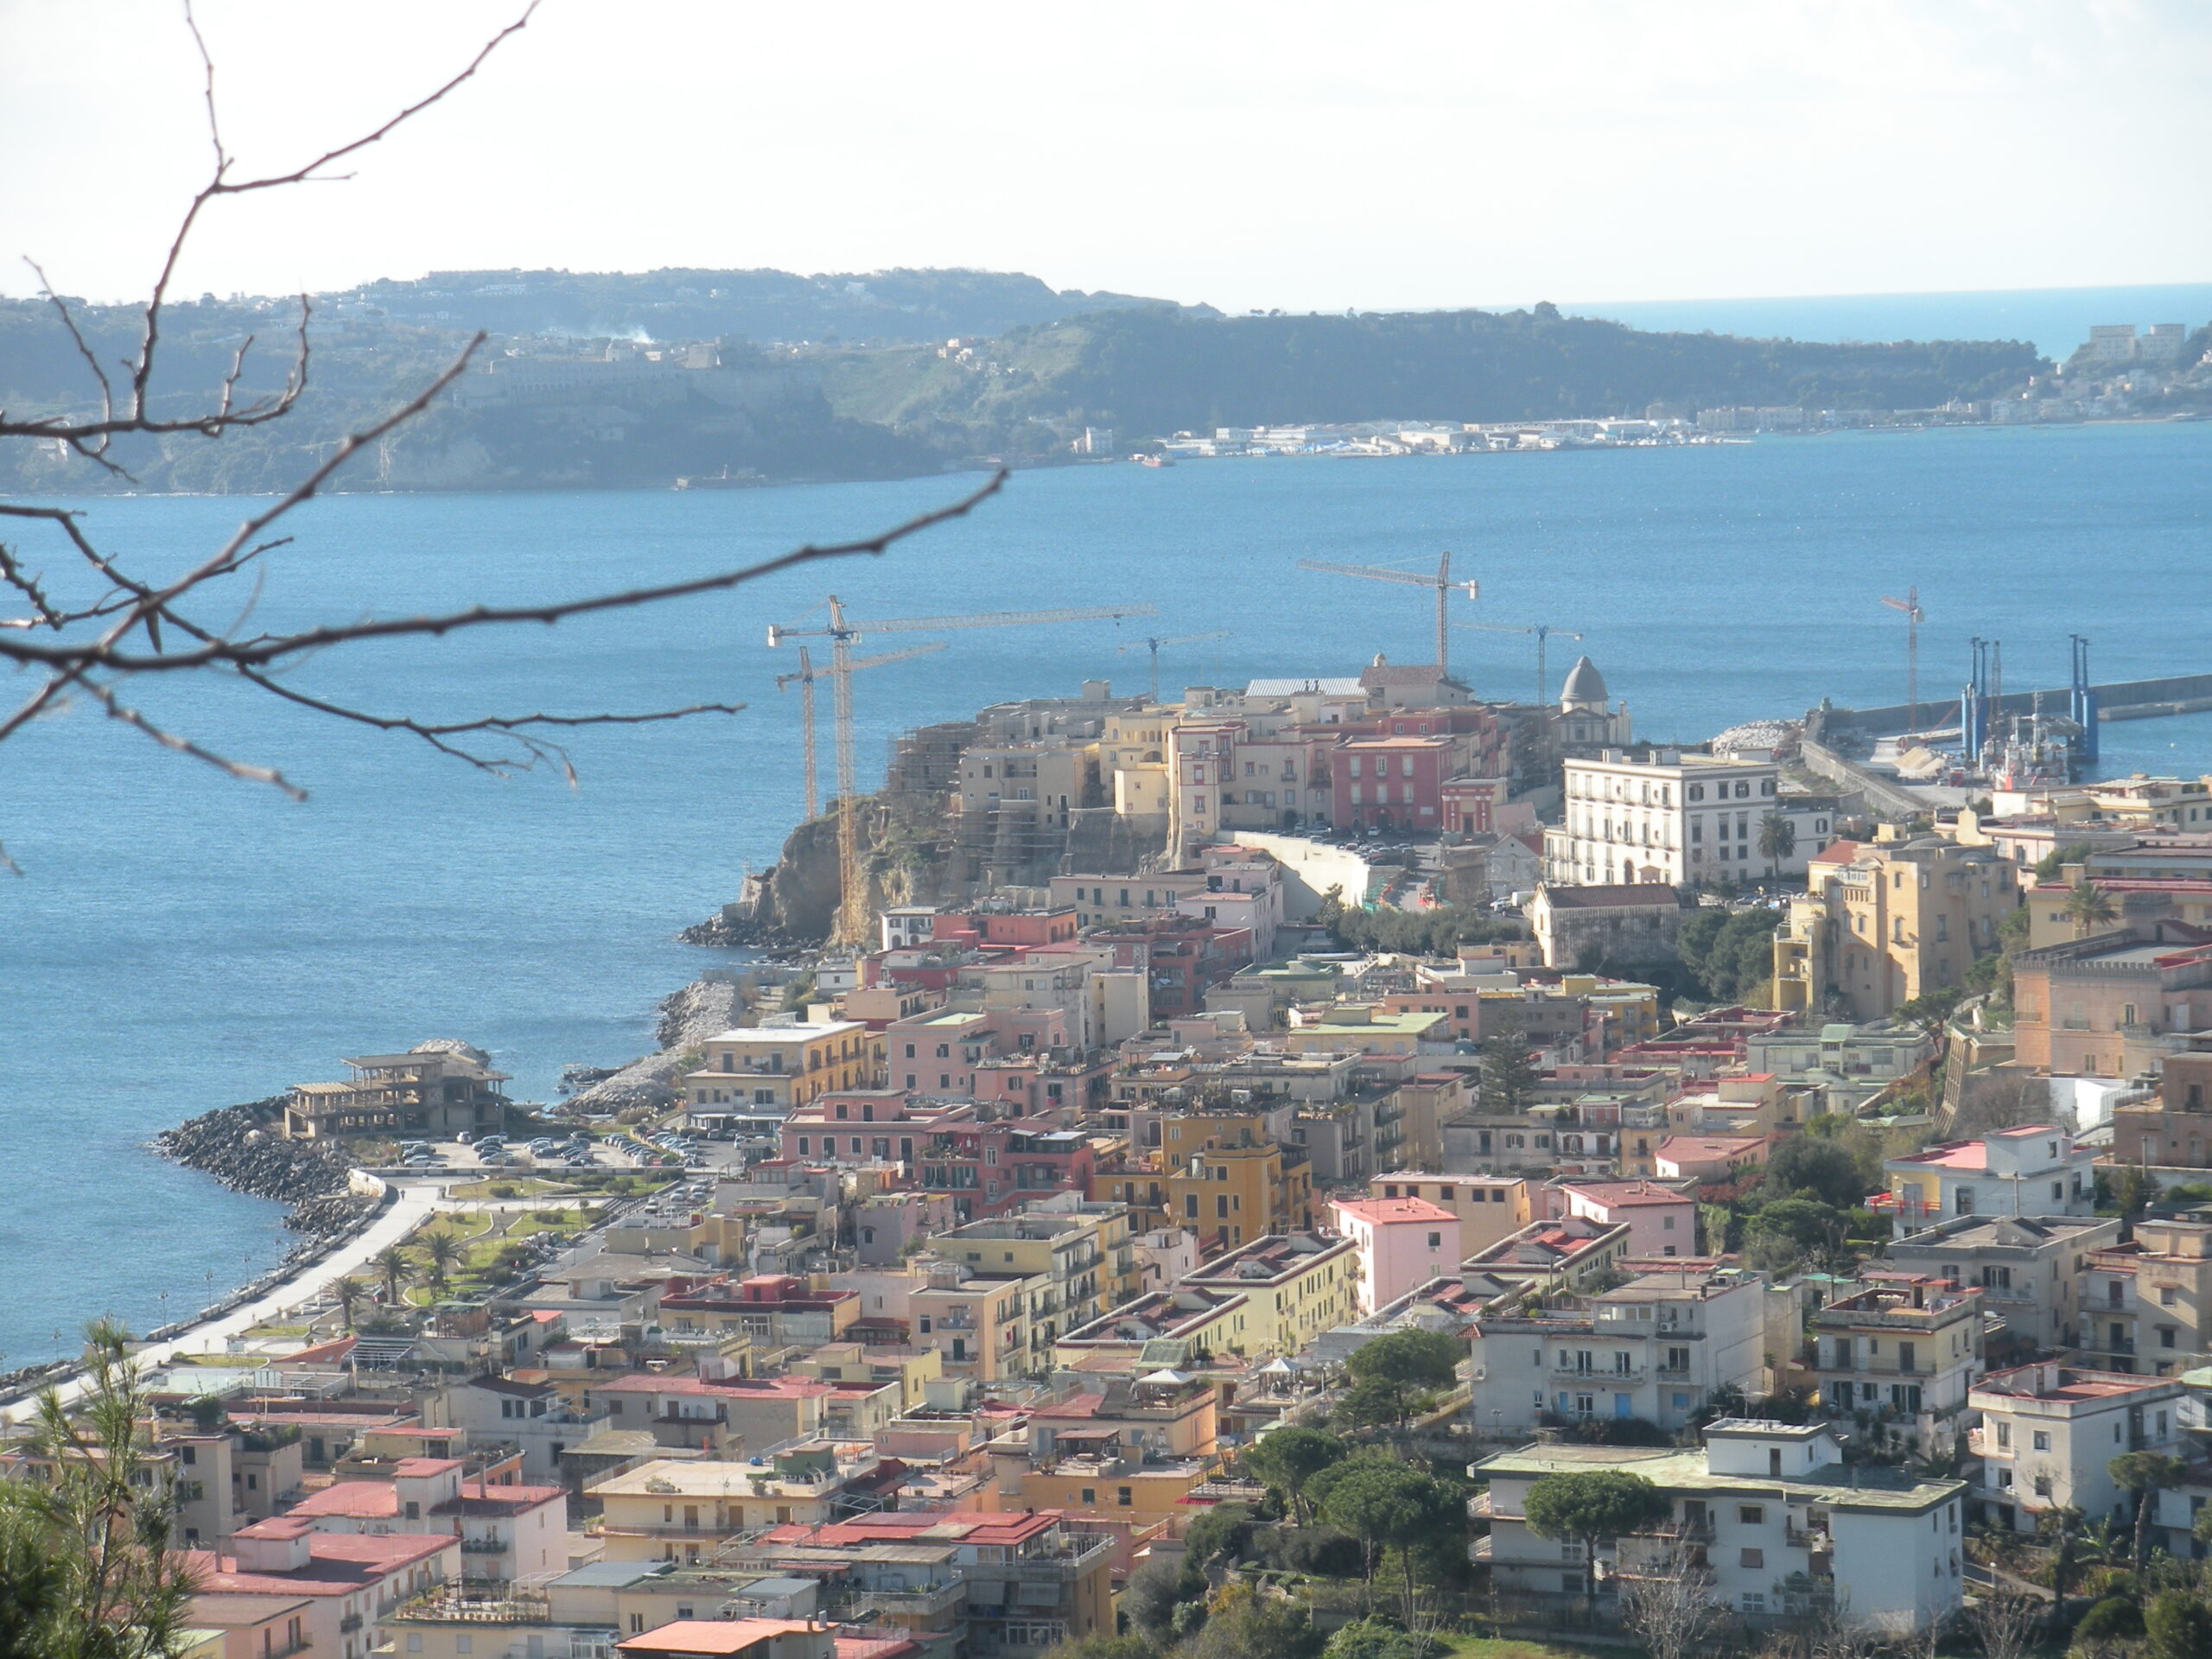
<box><xmin>332</xmin><ymin>1277</ymin><xmax>359</xmax><ymax>1332</ymax></box>
<box><xmin>2066</xmin><ymin>879</ymin><xmax>2120</xmax><ymax>938</ymax></box>
<box><xmin>423</xmin><ymin>1230</ymin><xmax>463</xmax><ymax>1293</ymax></box>
<box><xmin>1756</xmin><ymin>811</ymin><xmax>1797</xmax><ymax>877</ymax></box>
<box><xmin>373</xmin><ymin>1244</ymin><xmax>410</xmax><ymax>1306</ymax></box>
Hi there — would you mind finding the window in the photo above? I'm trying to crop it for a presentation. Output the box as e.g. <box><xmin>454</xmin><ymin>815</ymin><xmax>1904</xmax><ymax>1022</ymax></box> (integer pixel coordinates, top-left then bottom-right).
<box><xmin>1739</xmin><ymin>1548</ymin><xmax>1764</xmax><ymax>1568</ymax></box>
<box><xmin>1738</xmin><ymin>1505</ymin><xmax>1764</xmax><ymax>1524</ymax></box>
<box><xmin>1428</xmin><ymin>1232</ymin><xmax>1441</xmax><ymax>1248</ymax></box>
<box><xmin>2032</xmin><ymin>1430</ymin><xmax>2050</xmax><ymax>1451</ymax></box>
<box><xmin>1119</xmin><ymin>1487</ymin><xmax>1134</xmax><ymax>1506</ymax></box>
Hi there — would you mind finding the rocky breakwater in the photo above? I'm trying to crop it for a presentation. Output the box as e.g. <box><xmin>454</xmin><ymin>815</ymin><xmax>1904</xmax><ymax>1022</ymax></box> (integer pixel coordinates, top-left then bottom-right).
<box><xmin>562</xmin><ymin>976</ymin><xmax>747</xmax><ymax>1121</ymax></box>
<box><xmin>154</xmin><ymin>1098</ymin><xmax>378</xmax><ymax>1237</ymax></box>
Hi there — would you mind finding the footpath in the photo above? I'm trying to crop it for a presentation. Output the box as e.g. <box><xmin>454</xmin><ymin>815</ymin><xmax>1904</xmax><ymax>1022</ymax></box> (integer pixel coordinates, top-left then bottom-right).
<box><xmin>0</xmin><ymin>1179</ymin><xmax>442</xmax><ymax>1428</ymax></box>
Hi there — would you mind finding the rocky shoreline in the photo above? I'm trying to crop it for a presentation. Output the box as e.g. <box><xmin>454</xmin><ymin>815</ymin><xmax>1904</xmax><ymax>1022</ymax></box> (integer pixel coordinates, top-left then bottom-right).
<box><xmin>153</xmin><ymin>1098</ymin><xmax>378</xmax><ymax>1236</ymax></box>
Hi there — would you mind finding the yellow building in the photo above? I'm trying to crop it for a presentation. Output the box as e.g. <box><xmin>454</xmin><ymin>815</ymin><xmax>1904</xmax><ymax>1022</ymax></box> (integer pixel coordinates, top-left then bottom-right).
<box><xmin>1019</xmin><ymin>1456</ymin><xmax>1216</xmax><ymax>1526</ymax></box>
<box><xmin>1279</xmin><ymin>1005</ymin><xmax>1448</xmax><ymax>1058</ymax></box>
<box><xmin>910</xmin><ymin>1262</ymin><xmax>1043</xmax><ymax>1382</ymax></box>
<box><xmin>683</xmin><ymin>1020</ymin><xmax>886</xmax><ymax>1115</ymax></box>
<box><xmin>1182</xmin><ymin>1233</ymin><xmax>1359</xmax><ymax>1357</ymax></box>
<box><xmin>1774</xmin><ymin>830</ymin><xmax>2021</xmax><ymax>1020</ymax></box>
<box><xmin>1158</xmin><ymin>1110</ymin><xmax>1313</xmax><ymax>1253</ymax></box>
<box><xmin>592</xmin><ymin>1452</ymin><xmax>864</xmax><ymax>1564</ymax></box>
<box><xmin>935</xmin><ymin>1204</ymin><xmax>1139</xmax><ymax>1358</ymax></box>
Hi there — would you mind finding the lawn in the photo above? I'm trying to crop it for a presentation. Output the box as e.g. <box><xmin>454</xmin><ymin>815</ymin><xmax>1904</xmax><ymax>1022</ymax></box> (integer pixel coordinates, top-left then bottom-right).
<box><xmin>1436</xmin><ymin>1638</ymin><xmax>1620</xmax><ymax>1659</ymax></box>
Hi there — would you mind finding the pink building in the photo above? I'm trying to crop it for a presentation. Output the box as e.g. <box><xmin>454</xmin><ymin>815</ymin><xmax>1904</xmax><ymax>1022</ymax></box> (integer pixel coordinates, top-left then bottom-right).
<box><xmin>186</xmin><ymin>1517</ymin><xmax>459</xmax><ymax>1659</ymax></box>
<box><xmin>1546</xmin><ymin>1179</ymin><xmax>1698</xmax><ymax>1258</ymax></box>
<box><xmin>284</xmin><ymin>1459</ymin><xmax>568</xmax><ymax>1586</ymax></box>
<box><xmin>1329</xmin><ymin>1196</ymin><xmax>1461</xmax><ymax>1314</ymax></box>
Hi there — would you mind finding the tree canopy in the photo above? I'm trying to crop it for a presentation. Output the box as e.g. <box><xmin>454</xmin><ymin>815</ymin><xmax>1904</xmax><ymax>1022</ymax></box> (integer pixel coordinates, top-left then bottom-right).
<box><xmin>1676</xmin><ymin>908</ymin><xmax>1781</xmax><ymax>1001</ymax></box>
<box><xmin>1764</xmin><ymin>1134</ymin><xmax>1874</xmax><ymax>1210</ymax></box>
<box><xmin>1522</xmin><ymin>1471</ymin><xmax>1672</xmax><ymax>1594</ymax></box>
<box><xmin>1243</xmin><ymin>1427</ymin><xmax>1345</xmax><ymax>1524</ymax></box>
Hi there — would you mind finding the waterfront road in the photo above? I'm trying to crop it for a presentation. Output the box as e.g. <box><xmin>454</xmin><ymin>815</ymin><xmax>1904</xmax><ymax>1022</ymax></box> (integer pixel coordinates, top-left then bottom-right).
<box><xmin>0</xmin><ymin>1179</ymin><xmax>442</xmax><ymax>1427</ymax></box>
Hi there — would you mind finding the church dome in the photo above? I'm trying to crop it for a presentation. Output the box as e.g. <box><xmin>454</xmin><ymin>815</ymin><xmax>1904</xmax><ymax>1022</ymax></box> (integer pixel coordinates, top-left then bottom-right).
<box><xmin>1560</xmin><ymin>655</ymin><xmax>1608</xmax><ymax>709</ymax></box>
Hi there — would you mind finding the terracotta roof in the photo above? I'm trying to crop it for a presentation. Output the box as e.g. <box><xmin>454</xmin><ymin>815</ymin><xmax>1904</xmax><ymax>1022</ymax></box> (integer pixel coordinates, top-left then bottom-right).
<box><xmin>619</xmin><ymin>1620</ymin><xmax>823</xmax><ymax>1657</ymax></box>
<box><xmin>186</xmin><ymin>1533</ymin><xmax>455</xmax><ymax>1598</ymax></box>
<box><xmin>1330</xmin><ymin>1197</ymin><xmax>1458</xmax><ymax>1225</ymax></box>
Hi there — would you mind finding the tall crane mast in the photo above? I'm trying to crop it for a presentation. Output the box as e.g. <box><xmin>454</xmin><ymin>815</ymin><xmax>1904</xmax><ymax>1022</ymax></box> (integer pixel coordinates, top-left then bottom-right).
<box><xmin>1456</xmin><ymin>620</ymin><xmax>1584</xmax><ymax>707</ymax></box>
<box><xmin>1297</xmin><ymin>553</ymin><xmax>1478</xmax><ymax>679</ymax></box>
<box><xmin>776</xmin><ymin>641</ymin><xmax>946</xmax><ymax>822</ymax></box>
<box><xmin>1118</xmin><ymin>629</ymin><xmax>1230</xmax><ymax>701</ymax></box>
<box><xmin>1880</xmin><ymin>587</ymin><xmax>1925</xmax><ymax>732</ymax></box>
<box><xmin>768</xmin><ymin>597</ymin><xmax>1157</xmax><ymax>945</ymax></box>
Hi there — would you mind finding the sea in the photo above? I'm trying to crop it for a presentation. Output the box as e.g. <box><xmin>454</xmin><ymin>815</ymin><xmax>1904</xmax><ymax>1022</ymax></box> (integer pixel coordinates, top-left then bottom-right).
<box><xmin>1</xmin><ymin>413</ymin><xmax>2209</xmax><ymax>1364</ymax></box>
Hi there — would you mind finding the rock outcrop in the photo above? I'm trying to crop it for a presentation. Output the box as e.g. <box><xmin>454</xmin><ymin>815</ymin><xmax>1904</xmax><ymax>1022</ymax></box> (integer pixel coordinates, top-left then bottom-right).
<box><xmin>154</xmin><ymin>1099</ymin><xmax>377</xmax><ymax>1235</ymax></box>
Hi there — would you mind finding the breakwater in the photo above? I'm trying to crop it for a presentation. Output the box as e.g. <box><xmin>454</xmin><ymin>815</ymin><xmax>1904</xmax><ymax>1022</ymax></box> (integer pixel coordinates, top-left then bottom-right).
<box><xmin>1813</xmin><ymin>671</ymin><xmax>2212</xmax><ymax>737</ymax></box>
<box><xmin>154</xmin><ymin>1099</ymin><xmax>377</xmax><ymax>1236</ymax></box>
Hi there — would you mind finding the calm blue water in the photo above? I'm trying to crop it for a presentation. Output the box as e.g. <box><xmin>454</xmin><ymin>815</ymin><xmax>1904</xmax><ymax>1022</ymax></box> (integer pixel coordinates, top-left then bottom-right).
<box><xmin>3</xmin><ymin>422</ymin><xmax>2209</xmax><ymax>1360</ymax></box>
<box><xmin>1561</xmin><ymin>283</ymin><xmax>2212</xmax><ymax>361</ymax></box>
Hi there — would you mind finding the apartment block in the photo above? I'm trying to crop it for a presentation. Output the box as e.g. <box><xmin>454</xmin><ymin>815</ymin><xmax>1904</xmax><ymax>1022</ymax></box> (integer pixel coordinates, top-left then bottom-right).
<box><xmin>683</xmin><ymin>1022</ymin><xmax>885</xmax><ymax>1116</ymax></box>
<box><xmin>1549</xmin><ymin>750</ymin><xmax>1830</xmax><ymax>887</ymax></box>
<box><xmin>1370</xmin><ymin>1173</ymin><xmax>1533</xmax><ymax>1253</ymax></box>
<box><xmin>1182</xmin><ymin>1233</ymin><xmax>1360</xmax><ymax>1356</ymax></box>
<box><xmin>1876</xmin><ymin>1126</ymin><xmax>2096</xmax><ymax>1236</ymax></box>
<box><xmin>1968</xmin><ymin>1362</ymin><xmax>2187</xmax><ymax>1531</ymax></box>
<box><xmin>1883</xmin><ymin>1213</ymin><xmax>2118</xmax><ymax>1352</ymax></box>
<box><xmin>2014</xmin><ymin>922</ymin><xmax>2212</xmax><ymax>1080</ymax></box>
<box><xmin>1468</xmin><ymin>1267</ymin><xmax>1769</xmax><ymax>1432</ymax></box>
<box><xmin>2076</xmin><ymin>1215</ymin><xmax>2212</xmax><ymax>1375</ymax></box>
<box><xmin>1478</xmin><ymin>1420</ymin><xmax>1966</xmax><ymax>1630</ymax></box>
<box><xmin>1810</xmin><ymin>1277</ymin><xmax>1983</xmax><ymax>1452</ymax></box>
<box><xmin>1773</xmin><ymin>833</ymin><xmax>2019</xmax><ymax>1020</ymax></box>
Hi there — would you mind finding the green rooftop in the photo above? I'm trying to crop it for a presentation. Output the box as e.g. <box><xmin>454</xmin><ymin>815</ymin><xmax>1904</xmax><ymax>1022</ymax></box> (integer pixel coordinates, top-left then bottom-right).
<box><xmin>1473</xmin><ymin>1442</ymin><xmax>1961</xmax><ymax>1514</ymax></box>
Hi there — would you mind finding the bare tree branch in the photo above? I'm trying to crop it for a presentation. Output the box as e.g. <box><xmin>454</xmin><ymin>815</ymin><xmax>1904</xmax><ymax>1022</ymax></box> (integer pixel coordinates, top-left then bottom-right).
<box><xmin>0</xmin><ymin>0</ymin><xmax>1008</xmax><ymax>843</ymax></box>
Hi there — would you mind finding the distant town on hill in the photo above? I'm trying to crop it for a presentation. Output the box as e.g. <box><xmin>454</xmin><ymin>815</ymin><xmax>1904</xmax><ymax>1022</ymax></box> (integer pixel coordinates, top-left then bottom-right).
<box><xmin>5</xmin><ymin>265</ymin><xmax>2199</xmax><ymax>494</ymax></box>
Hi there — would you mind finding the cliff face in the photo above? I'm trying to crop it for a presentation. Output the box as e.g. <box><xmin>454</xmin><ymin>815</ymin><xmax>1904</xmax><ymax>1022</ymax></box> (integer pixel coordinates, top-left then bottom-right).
<box><xmin>725</xmin><ymin>791</ymin><xmax>1166</xmax><ymax>947</ymax></box>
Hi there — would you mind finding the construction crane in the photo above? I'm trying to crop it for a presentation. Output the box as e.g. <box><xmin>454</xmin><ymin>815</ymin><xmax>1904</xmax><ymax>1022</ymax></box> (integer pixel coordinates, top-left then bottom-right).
<box><xmin>1118</xmin><ymin>629</ymin><xmax>1230</xmax><ymax>701</ymax></box>
<box><xmin>776</xmin><ymin>641</ymin><xmax>946</xmax><ymax>821</ymax></box>
<box><xmin>1297</xmin><ymin>553</ymin><xmax>1478</xmax><ymax>679</ymax></box>
<box><xmin>1455</xmin><ymin>620</ymin><xmax>1584</xmax><ymax>706</ymax></box>
<box><xmin>1880</xmin><ymin>587</ymin><xmax>1925</xmax><ymax>732</ymax></box>
<box><xmin>767</xmin><ymin>597</ymin><xmax>1158</xmax><ymax>944</ymax></box>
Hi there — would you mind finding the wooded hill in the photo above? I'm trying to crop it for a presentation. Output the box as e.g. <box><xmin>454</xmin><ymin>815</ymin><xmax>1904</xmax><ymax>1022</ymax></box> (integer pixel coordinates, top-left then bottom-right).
<box><xmin>825</xmin><ymin>303</ymin><xmax>2050</xmax><ymax>457</ymax></box>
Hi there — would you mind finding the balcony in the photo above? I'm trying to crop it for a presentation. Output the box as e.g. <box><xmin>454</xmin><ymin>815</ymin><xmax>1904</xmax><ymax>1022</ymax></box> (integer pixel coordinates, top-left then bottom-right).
<box><xmin>459</xmin><ymin>1537</ymin><xmax>509</xmax><ymax>1554</ymax></box>
<box><xmin>1784</xmin><ymin>1525</ymin><xmax>1828</xmax><ymax>1550</ymax></box>
<box><xmin>850</xmin><ymin>1582</ymin><xmax>967</xmax><ymax>1618</ymax></box>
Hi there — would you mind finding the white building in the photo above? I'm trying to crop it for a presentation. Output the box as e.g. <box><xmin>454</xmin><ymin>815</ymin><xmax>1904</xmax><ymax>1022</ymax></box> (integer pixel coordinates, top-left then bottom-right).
<box><xmin>1478</xmin><ymin>1419</ymin><xmax>1967</xmax><ymax>1630</ymax></box>
<box><xmin>1468</xmin><ymin>1268</ymin><xmax>1771</xmax><ymax>1433</ymax></box>
<box><xmin>1968</xmin><ymin>1361</ymin><xmax>2187</xmax><ymax>1532</ymax></box>
<box><xmin>1808</xmin><ymin>1276</ymin><xmax>1984</xmax><ymax>1454</ymax></box>
<box><xmin>1878</xmin><ymin>1125</ymin><xmax>2099</xmax><ymax>1237</ymax></box>
<box><xmin>1549</xmin><ymin>750</ymin><xmax>1834</xmax><ymax>888</ymax></box>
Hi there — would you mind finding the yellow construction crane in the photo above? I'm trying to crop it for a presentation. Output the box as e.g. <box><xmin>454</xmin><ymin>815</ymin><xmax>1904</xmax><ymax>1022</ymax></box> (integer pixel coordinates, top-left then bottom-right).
<box><xmin>1880</xmin><ymin>587</ymin><xmax>1925</xmax><ymax>733</ymax></box>
<box><xmin>1297</xmin><ymin>553</ymin><xmax>1478</xmax><ymax>678</ymax></box>
<box><xmin>776</xmin><ymin>641</ymin><xmax>946</xmax><ymax>821</ymax></box>
<box><xmin>1116</xmin><ymin>629</ymin><xmax>1230</xmax><ymax>701</ymax></box>
<box><xmin>767</xmin><ymin>596</ymin><xmax>1158</xmax><ymax>945</ymax></box>
<box><xmin>1456</xmin><ymin>620</ymin><xmax>1584</xmax><ymax>706</ymax></box>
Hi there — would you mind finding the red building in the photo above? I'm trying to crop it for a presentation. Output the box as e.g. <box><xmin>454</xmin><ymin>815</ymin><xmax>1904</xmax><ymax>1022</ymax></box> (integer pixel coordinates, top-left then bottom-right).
<box><xmin>930</xmin><ymin>908</ymin><xmax>1080</xmax><ymax>950</ymax></box>
<box><xmin>917</xmin><ymin>1122</ymin><xmax>1096</xmax><ymax>1220</ymax></box>
<box><xmin>1093</xmin><ymin>915</ymin><xmax>1252</xmax><ymax>1020</ymax></box>
<box><xmin>1333</xmin><ymin>735</ymin><xmax>1452</xmax><ymax>832</ymax></box>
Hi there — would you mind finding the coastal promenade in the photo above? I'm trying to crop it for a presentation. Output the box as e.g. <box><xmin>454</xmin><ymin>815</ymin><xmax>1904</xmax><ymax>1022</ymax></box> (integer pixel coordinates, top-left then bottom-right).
<box><xmin>0</xmin><ymin>1178</ymin><xmax>441</xmax><ymax>1427</ymax></box>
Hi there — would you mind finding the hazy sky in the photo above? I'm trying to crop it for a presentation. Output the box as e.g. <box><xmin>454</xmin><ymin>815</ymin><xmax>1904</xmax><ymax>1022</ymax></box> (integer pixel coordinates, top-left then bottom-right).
<box><xmin>3</xmin><ymin>0</ymin><xmax>2207</xmax><ymax>312</ymax></box>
